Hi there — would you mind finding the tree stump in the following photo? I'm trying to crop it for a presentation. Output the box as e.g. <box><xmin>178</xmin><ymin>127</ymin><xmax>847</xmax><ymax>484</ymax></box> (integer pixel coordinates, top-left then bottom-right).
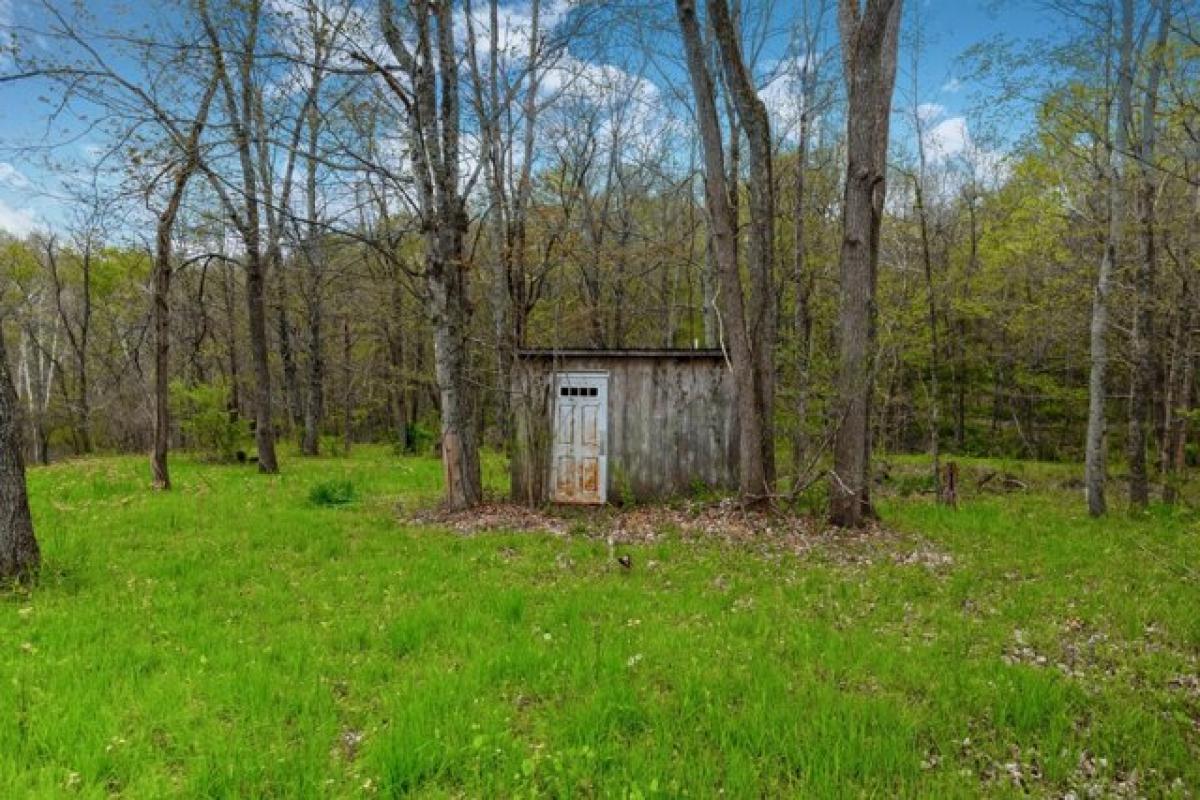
<box><xmin>940</xmin><ymin>461</ymin><xmax>959</xmax><ymax>508</ymax></box>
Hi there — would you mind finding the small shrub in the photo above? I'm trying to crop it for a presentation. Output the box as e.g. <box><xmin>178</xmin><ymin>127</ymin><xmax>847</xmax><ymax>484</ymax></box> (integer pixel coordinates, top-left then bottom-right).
<box><xmin>405</xmin><ymin>422</ymin><xmax>437</xmax><ymax>455</ymax></box>
<box><xmin>170</xmin><ymin>380</ymin><xmax>247</xmax><ymax>462</ymax></box>
<box><xmin>611</xmin><ymin>465</ymin><xmax>636</xmax><ymax>507</ymax></box>
<box><xmin>309</xmin><ymin>479</ymin><xmax>356</xmax><ymax>507</ymax></box>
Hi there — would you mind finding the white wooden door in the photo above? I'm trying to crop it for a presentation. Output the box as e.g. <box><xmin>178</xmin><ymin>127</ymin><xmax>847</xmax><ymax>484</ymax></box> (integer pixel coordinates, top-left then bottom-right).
<box><xmin>551</xmin><ymin>372</ymin><xmax>608</xmax><ymax>504</ymax></box>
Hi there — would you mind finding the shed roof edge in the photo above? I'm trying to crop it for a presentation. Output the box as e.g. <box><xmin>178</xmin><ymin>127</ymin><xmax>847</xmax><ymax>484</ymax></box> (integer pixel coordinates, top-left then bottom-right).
<box><xmin>517</xmin><ymin>348</ymin><xmax>728</xmax><ymax>359</ymax></box>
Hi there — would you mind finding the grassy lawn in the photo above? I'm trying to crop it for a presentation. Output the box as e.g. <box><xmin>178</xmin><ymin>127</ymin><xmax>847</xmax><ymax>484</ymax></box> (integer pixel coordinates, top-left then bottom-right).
<box><xmin>2</xmin><ymin>447</ymin><xmax>1198</xmax><ymax>797</ymax></box>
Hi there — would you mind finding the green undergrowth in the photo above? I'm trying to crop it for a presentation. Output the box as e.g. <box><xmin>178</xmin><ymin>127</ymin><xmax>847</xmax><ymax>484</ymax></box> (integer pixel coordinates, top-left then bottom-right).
<box><xmin>1</xmin><ymin>446</ymin><xmax>1197</xmax><ymax>797</ymax></box>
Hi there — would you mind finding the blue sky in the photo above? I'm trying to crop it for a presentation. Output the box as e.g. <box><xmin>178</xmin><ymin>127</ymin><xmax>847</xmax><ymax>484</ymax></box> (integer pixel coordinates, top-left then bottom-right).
<box><xmin>0</xmin><ymin>0</ymin><xmax>1058</xmax><ymax>238</ymax></box>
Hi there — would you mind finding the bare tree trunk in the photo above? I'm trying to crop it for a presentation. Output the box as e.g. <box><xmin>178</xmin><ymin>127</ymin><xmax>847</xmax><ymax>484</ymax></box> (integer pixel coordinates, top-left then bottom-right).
<box><xmin>429</xmin><ymin>254</ymin><xmax>482</xmax><ymax>508</ymax></box>
<box><xmin>200</xmin><ymin>0</ymin><xmax>278</xmax><ymax>474</ymax></box>
<box><xmin>46</xmin><ymin>236</ymin><xmax>92</xmax><ymax>454</ymax></box>
<box><xmin>1163</xmin><ymin>175</ymin><xmax>1197</xmax><ymax>503</ymax></box>
<box><xmin>675</xmin><ymin>0</ymin><xmax>769</xmax><ymax>503</ymax></box>
<box><xmin>710</xmin><ymin>0</ymin><xmax>777</xmax><ymax>490</ymax></box>
<box><xmin>374</xmin><ymin>0</ymin><xmax>482</xmax><ymax>509</ymax></box>
<box><xmin>246</xmin><ymin>253</ymin><xmax>278</xmax><ymax>472</ymax></box>
<box><xmin>1085</xmin><ymin>0</ymin><xmax>1134</xmax><ymax>517</ymax></box>
<box><xmin>790</xmin><ymin>81</ymin><xmax>816</xmax><ymax>487</ymax></box>
<box><xmin>150</xmin><ymin>226</ymin><xmax>173</xmax><ymax>489</ymax></box>
<box><xmin>1126</xmin><ymin>0</ymin><xmax>1169</xmax><ymax>511</ymax></box>
<box><xmin>387</xmin><ymin>278</ymin><xmax>408</xmax><ymax>451</ymax></box>
<box><xmin>301</xmin><ymin>106</ymin><xmax>324</xmax><ymax>457</ymax></box>
<box><xmin>19</xmin><ymin>324</ymin><xmax>55</xmax><ymax>466</ymax></box>
<box><xmin>342</xmin><ymin>316</ymin><xmax>352</xmax><ymax>454</ymax></box>
<box><xmin>277</xmin><ymin>297</ymin><xmax>302</xmax><ymax>434</ymax></box>
<box><xmin>77</xmin><ymin>248</ymin><xmax>92</xmax><ymax>454</ymax></box>
<box><xmin>1162</xmin><ymin>286</ymin><xmax>1193</xmax><ymax>503</ymax></box>
<box><xmin>956</xmin><ymin>184</ymin><xmax>980</xmax><ymax>449</ymax></box>
<box><xmin>301</xmin><ymin>292</ymin><xmax>323</xmax><ymax>456</ymax></box>
<box><xmin>701</xmin><ymin>212</ymin><xmax>718</xmax><ymax>346</ymax></box>
<box><xmin>222</xmin><ymin>259</ymin><xmax>241</xmax><ymax>420</ymax></box>
<box><xmin>0</xmin><ymin>323</ymin><xmax>39</xmax><ymax>582</ymax></box>
<box><xmin>151</xmin><ymin>74</ymin><xmax>217</xmax><ymax>490</ymax></box>
<box><xmin>914</xmin><ymin>176</ymin><xmax>943</xmax><ymax>500</ymax></box>
<box><xmin>830</xmin><ymin>0</ymin><xmax>901</xmax><ymax>527</ymax></box>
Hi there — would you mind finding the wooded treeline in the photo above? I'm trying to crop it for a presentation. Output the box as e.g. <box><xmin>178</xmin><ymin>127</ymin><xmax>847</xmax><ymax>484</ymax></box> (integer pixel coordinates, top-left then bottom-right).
<box><xmin>0</xmin><ymin>0</ymin><xmax>1197</xmax><ymax>530</ymax></box>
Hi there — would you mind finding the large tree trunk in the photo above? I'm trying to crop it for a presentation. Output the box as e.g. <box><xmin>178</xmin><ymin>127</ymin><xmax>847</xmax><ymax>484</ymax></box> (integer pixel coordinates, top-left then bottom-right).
<box><xmin>301</xmin><ymin>107</ymin><xmax>324</xmax><ymax>458</ymax></box>
<box><xmin>150</xmin><ymin>226</ymin><xmax>173</xmax><ymax>490</ymax></box>
<box><xmin>245</xmin><ymin>251</ymin><xmax>278</xmax><ymax>473</ymax></box>
<box><xmin>376</xmin><ymin>0</ymin><xmax>482</xmax><ymax>508</ymax></box>
<box><xmin>429</xmin><ymin>243</ymin><xmax>482</xmax><ymax>509</ymax></box>
<box><xmin>1084</xmin><ymin>0</ymin><xmax>1134</xmax><ymax>517</ymax></box>
<box><xmin>0</xmin><ymin>323</ymin><xmax>40</xmax><ymax>582</ymax></box>
<box><xmin>675</xmin><ymin>0</ymin><xmax>769</xmax><ymax>503</ymax></box>
<box><xmin>710</xmin><ymin>0</ymin><xmax>777</xmax><ymax>490</ymax></box>
<box><xmin>200</xmin><ymin>0</ymin><xmax>278</xmax><ymax>474</ymax></box>
<box><xmin>830</xmin><ymin>0</ymin><xmax>902</xmax><ymax>528</ymax></box>
<box><xmin>1125</xmin><ymin>0</ymin><xmax>1169</xmax><ymax>511</ymax></box>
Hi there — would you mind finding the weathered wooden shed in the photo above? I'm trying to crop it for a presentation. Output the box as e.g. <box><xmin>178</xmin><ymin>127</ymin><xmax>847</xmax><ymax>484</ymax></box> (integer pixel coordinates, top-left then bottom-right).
<box><xmin>510</xmin><ymin>349</ymin><xmax>737</xmax><ymax>505</ymax></box>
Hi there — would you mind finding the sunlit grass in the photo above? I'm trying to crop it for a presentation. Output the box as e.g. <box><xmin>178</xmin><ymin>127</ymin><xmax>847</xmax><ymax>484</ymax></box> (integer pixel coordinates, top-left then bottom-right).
<box><xmin>1</xmin><ymin>446</ymin><xmax>1197</xmax><ymax>797</ymax></box>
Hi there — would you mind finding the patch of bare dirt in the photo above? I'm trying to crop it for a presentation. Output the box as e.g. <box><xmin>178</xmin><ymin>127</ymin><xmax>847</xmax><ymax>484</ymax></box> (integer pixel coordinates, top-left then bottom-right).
<box><xmin>402</xmin><ymin>499</ymin><xmax>952</xmax><ymax>568</ymax></box>
<box><xmin>406</xmin><ymin>502</ymin><xmax>570</xmax><ymax>536</ymax></box>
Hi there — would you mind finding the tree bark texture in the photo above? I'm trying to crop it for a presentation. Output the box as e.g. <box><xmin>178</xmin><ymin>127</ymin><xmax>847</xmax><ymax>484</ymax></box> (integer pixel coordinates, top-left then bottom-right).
<box><xmin>830</xmin><ymin>0</ymin><xmax>902</xmax><ymax>527</ymax></box>
<box><xmin>1084</xmin><ymin>0</ymin><xmax>1134</xmax><ymax>516</ymax></box>
<box><xmin>151</xmin><ymin>73</ymin><xmax>217</xmax><ymax>490</ymax></box>
<box><xmin>378</xmin><ymin>0</ymin><xmax>482</xmax><ymax>509</ymax></box>
<box><xmin>675</xmin><ymin>0</ymin><xmax>770</xmax><ymax>503</ymax></box>
<box><xmin>1126</xmin><ymin>0</ymin><xmax>1170</xmax><ymax>510</ymax></box>
<box><xmin>0</xmin><ymin>323</ymin><xmax>40</xmax><ymax>581</ymax></box>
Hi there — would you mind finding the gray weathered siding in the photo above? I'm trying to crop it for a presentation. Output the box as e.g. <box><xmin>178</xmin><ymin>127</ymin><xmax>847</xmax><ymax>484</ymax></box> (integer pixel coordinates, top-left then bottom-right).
<box><xmin>511</xmin><ymin>352</ymin><xmax>737</xmax><ymax>504</ymax></box>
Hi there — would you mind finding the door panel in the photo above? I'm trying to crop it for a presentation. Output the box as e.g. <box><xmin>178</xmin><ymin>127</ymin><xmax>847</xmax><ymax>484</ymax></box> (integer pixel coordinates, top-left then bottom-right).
<box><xmin>557</xmin><ymin>404</ymin><xmax>574</xmax><ymax>442</ymax></box>
<box><xmin>555</xmin><ymin>456</ymin><xmax>576</xmax><ymax>497</ymax></box>
<box><xmin>581</xmin><ymin>405</ymin><xmax>598</xmax><ymax>446</ymax></box>
<box><xmin>551</xmin><ymin>373</ymin><xmax>608</xmax><ymax>504</ymax></box>
<box><xmin>580</xmin><ymin>457</ymin><xmax>599</xmax><ymax>494</ymax></box>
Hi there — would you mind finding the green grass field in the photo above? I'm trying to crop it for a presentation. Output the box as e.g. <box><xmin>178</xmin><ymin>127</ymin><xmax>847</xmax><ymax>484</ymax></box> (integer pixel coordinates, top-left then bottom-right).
<box><xmin>2</xmin><ymin>447</ymin><xmax>1198</xmax><ymax>797</ymax></box>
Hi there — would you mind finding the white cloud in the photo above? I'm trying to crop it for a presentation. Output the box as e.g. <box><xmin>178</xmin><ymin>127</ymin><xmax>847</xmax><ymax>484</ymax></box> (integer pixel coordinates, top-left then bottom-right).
<box><xmin>917</xmin><ymin>102</ymin><xmax>947</xmax><ymax>125</ymax></box>
<box><xmin>941</xmin><ymin>77</ymin><xmax>963</xmax><ymax>94</ymax></box>
<box><xmin>915</xmin><ymin>103</ymin><xmax>970</xmax><ymax>162</ymax></box>
<box><xmin>759</xmin><ymin>71</ymin><xmax>802</xmax><ymax>133</ymax></box>
<box><xmin>925</xmin><ymin>115</ymin><xmax>969</xmax><ymax>160</ymax></box>
<box><xmin>756</xmin><ymin>53</ymin><xmax>831</xmax><ymax>143</ymax></box>
<box><xmin>0</xmin><ymin>162</ymin><xmax>31</xmax><ymax>190</ymax></box>
<box><xmin>0</xmin><ymin>197</ymin><xmax>38</xmax><ymax>237</ymax></box>
<box><xmin>459</xmin><ymin>0</ymin><xmax>574</xmax><ymax>59</ymax></box>
<box><xmin>911</xmin><ymin>102</ymin><xmax>1010</xmax><ymax>187</ymax></box>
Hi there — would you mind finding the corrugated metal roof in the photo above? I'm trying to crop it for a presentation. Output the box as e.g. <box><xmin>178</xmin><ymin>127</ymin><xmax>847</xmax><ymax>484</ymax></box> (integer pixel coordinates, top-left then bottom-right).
<box><xmin>517</xmin><ymin>348</ymin><xmax>727</xmax><ymax>359</ymax></box>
